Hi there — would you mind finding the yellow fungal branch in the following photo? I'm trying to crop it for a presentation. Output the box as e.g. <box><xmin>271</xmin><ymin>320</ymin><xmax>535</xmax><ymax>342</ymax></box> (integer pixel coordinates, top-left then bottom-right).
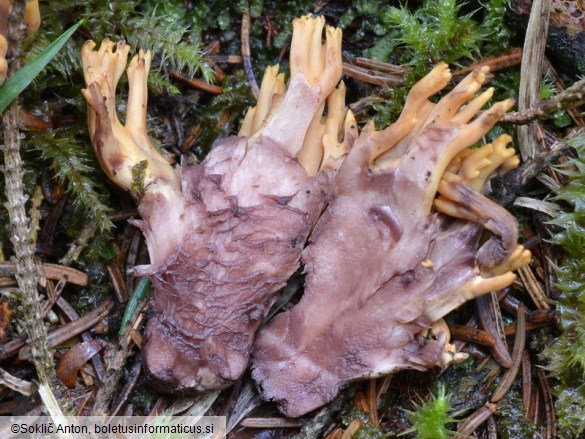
<box><xmin>0</xmin><ymin>0</ymin><xmax>40</xmax><ymax>84</ymax></box>
<box><xmin>239</xmin><ymin>15</ymin><xmax>355</xmax><ymax>177</ymax></box>
<box><xmin>80</xmin><ymin>39</ymin><xmax>179</xmax><ymax>194</ymax></box>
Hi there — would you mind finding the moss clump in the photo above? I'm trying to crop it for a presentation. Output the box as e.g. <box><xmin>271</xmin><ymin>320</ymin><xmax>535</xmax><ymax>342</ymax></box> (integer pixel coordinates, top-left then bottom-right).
<box><xmin>362</xmin><ymin>0</ymin><xmax>513</xmax><ymax>128</ymax></box>
<box><xmin>542</xmin><ymin>132</ymin><xmax>585</xmax><ymax>438</ymax></box>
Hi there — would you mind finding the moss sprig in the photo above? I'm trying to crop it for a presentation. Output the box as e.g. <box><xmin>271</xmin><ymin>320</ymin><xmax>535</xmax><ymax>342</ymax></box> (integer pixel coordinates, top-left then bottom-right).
<box><xmin>27</xmin><ymin>131</ymin><xmax>113</xmax><ymax>232</ymax></box>
<box><xmin>401</xmin><ymin>383</ymin><xmax>457</xmax><ymax>439</ymax></box>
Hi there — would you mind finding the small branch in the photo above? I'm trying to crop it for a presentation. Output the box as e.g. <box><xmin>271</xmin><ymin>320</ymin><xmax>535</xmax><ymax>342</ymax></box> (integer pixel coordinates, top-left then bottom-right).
<box><xmin>501</xmin><ymin>77</ymin><xmax>585</xmax><ymax>125</ymax></box>
<box><xmin>342</xmin><ymin>62</ymin><xmax>404</xmax><ymax>87</ymax></box>
<box><xmin>170</xmin><ymin>71</ymin><xmax>223</xmax><ymax>94</ymax></box>
<box><xmin>452</xmin><ymin>48</ymin><xmax>522</xmax><ymax>76</ymax></box>
<box><xmin>0</xmin><ymin>366</ymin><xmax>35</xmax><ymax>396</ymax></box>
<box><xmin>516</xmin><ymin>0</ymin><xmax>551</xmax><ymax>160</ymax></box>
<box><xmin>1</xmin><ymin>0</ymin><xmax>60</xmax><ymax>392</ymax></box>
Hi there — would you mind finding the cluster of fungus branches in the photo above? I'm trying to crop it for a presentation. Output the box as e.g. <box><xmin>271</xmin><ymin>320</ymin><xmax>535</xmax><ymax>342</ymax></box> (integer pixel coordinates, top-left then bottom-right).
<box><xmin>80</xmin><ymin>15</ymin><xmax>529</xmax><ymax>415</ymax></box>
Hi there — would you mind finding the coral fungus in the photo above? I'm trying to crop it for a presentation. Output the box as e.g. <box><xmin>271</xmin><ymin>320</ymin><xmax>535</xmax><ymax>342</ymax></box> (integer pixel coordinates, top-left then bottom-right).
<box><xmin>252</xmin><ymin>63</ymin><xmax>530</xmax><ymax>417</ymax></box>
<box><xmin>80</xmin><ymin>15</ymin><xmax>355</xmax><ymax>392</ymax></box>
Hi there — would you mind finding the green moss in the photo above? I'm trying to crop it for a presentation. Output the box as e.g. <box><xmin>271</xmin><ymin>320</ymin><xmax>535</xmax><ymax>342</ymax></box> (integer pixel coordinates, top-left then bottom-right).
<box><xmin>26</xmin><ymin>130</ymin><xmax>114</xmax><ymax>232</ymax></box>
<box><xmin>359</xmin><ymin>0</ymin><xmax>515</xmax><ymax>128</ymax></box>
<box><xmin>542</xmin><ymin>131</ymin><xmax>585</xmax><ymax>438</ymax></box>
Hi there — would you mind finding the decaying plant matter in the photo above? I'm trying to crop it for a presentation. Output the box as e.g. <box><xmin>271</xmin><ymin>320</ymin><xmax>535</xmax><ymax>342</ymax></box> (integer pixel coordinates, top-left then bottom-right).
<box><xmin>0</xmin><ymin>0</ymin><xmax>40</xmax><ymax>84</ymax></box>
<box><xmin>80</xmin><ymin>15</ymin><xmax>356</xmax><ymax>392</ymax></box>
<box><xmin>252</xmin><ymin>63</ymin><xmax>531</xmax><ymax>417</ymax></box>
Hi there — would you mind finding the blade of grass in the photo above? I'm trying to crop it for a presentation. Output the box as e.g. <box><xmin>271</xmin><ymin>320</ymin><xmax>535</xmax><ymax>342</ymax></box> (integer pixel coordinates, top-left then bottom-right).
<box><xmin>0</xmin><ymin>19</ymin><xmax>84</xmax><ymax>113</ymax></box>
<box><xmin>119</xmin><ymin>277</ymin><xmax>151</xmax><ymax>335</ymax></box>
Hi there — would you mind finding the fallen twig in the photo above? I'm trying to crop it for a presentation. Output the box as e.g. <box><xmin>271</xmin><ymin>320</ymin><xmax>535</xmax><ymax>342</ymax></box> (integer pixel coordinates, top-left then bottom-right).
<box><xmin>0</xmin><ymin>261</ymin><xmax>88</xmax><ymax>286</ymax></box>
<box><xmin>17</xmin><ymin>299</ymin><xmax>114</xmax><ymax>361</ymax></box>
<box><xmin>452</xmin><ymin>48</ymin><xmax>522</xmax><ymax>76</ymax></box>
<box><xmin>457</xmin><ymin>403</ymin><xmax>497</xmax><ymax>436</ymax></box>
<box><xmin>516</xmin><ymin>0</ymin><xmax>550</xmax><ymax>160</ymax></box>
<box><xmin>518</xmin><ymin>266</ymin><xmax>550</xmax><ymax>310</ymax></box>
<box><xmin>0</xmin><ymin>366</ymin><xmax>35</xmax><ymax>395</ymax></box>
<box><xmin>240</xmin><ymin>417</ymin><xmax>304</xmax><ymax>428</ymax></box>
<box><xmin>342</xmin><ymin>62</ymin><xmax>405</xmax><ymax>87</ymax></box>
<box><xmin>170</xmin><ymin>71</ymin><xmax>223</xmax><ymax>94</ymax></box>
<box><xmin>241</xmin><ymin>12</ymin><xmax>259</xmax><ymax>99</ymax></box>
<box><xmin>449</xmin><ymin>324</ymin><xmax>496</xmax><ymax>348</ymax></box>
<box><xmin>59</xmin><ymin>222</ymin><xmax>98</xmax><ymax>266</ymax></box>
<box><xmin>501</xmin><ymin>77</ymin><xmax>585</xmax><ymax>125</ymax></box>
<box><xmin>1</xmin><ymin>0</ymin><xmax>62</xmax><ymax>406</ymax></box>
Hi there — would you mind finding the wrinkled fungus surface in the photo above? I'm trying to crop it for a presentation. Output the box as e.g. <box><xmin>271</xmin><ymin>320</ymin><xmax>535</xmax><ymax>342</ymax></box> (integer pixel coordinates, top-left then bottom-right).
<box><xmin>252</xmin><ymin>63</ymin><xmax>530</xmax><ymax>417</ymax></box>
<box><xmin>81</xmin><ymin>16</ymin><xmax>355</xmax><ymax>392</ymax></box>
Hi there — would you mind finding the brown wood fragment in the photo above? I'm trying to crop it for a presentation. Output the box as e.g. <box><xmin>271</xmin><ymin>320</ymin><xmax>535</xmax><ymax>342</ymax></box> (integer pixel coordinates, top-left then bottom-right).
<box><xmin>107</xmin><ymin>264</ymin><xmax>127</xmax><ymax>303</ymax></box>
<box><xmin>170</xmin><ymin>71</ymin><xmax>222</xmax><ymax>94</ymax></box>
<box><xmin>207</xmin><ymin>57</ymin><xmax>226</xmax><ymax>81</ymax></box>
<box><xmin>522</xmin><ymin>350</ymin><xmax>534</xmax><ymax>421</ymax></box>
<box><xmin>208</xmin><ymin>54</ymin><xmax>242</xmax><ymax>64</ymax></box>
<box><xmin>109</xmin><ymin>355</ymin><xmax>142</xmax><ymax>417</ymax></box>
<box><xmin>452</xmin><ymin>48</ymin><xmax>522</xmax><ymax>76</ymax></box>
<box><xmin>324</xmin><ymin>429</ymin><xmax>343</xmax><ymax>439</ymax></box>
<box><xmin>41</xmin><ymin>278</ymin><xmax>67</xmax><ymax>317</ymax></box>
<box><xmin>56</xmin><ymin>296</ymin><xmax>107</xmax><ymax>385</ymax></box>
<box><xmin>449</xmin><ymin>324</ymin><xmax>496</xmax><ymax>348</ymax></box>
<box><xmin>354</xmin><ymin>58</ymin><xmax>409</xmax><ymax>74</ymax></box>
<box><xmin>18</xmin><ymin>108</ymin><xmax>52</xmax><ymax>131</ymax></box>
<box><xmin>367</xmin><ymin>379</ymin><xmax>378</xmax><ymax>425</ymax></box>
<box><xmin>180</xmin><ymin>123</ymin><xmax>203</xmax><ymax>153</ymax></box>
<box><xmin>504</xmin><ymin>321</ymin><xmax>549</xmax><ymax>335</ymax></box>
<box><xmin>0</xmin><ymin>261</ymin><xmax>88</xmax><ymax>286</ymax></box>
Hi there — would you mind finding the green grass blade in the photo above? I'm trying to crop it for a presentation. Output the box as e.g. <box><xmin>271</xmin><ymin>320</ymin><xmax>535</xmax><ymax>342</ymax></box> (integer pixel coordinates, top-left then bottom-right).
<box><xmin>119</xmin><ymin>277</ymin><xmax>151</xmax><ymax>335</ymax></box>
<box><xmin>0</xmin><ymin>19</ymin><xmax>84</xmax><ymax>113</ymax></box>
